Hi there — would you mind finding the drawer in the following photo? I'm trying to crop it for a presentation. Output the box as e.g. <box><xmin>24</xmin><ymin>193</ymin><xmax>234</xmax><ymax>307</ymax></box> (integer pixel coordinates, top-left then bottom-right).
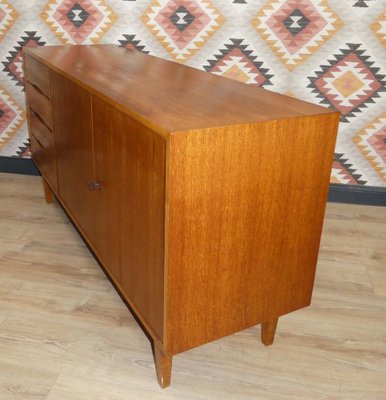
<box><xmin>30</xmin><ymin>134</ymin><xmax>58</xmax><ymax>192</ymax></box>
<box><xmin>24</xmin><ymin>55</ymin><xmax>50</xmax><ymax>98</ymax></box>
<box><xmin>26</xmin><ymin>82</ymin><xmax>53</xmax><ymax>130</ymax></box>
<box><xmin>30</xmin><ymin>109</ymin><xmax>53</xmax><ymax>152</ymax></box>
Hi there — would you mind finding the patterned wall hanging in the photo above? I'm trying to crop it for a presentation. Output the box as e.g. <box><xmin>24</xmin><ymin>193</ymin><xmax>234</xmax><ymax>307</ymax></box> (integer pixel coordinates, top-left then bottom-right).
<box><xmin>0</xmin><ymin>0</ymin><xmax>385</xmax><ymax>187</ymax></box>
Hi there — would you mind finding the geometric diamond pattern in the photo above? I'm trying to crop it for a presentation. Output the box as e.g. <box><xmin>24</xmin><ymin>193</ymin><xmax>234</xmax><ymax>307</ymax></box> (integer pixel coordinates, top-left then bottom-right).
<box><xmin>66</xmin><ymin>3</ymin><xmax>90</xmax><ymax>28</ymax></box>
<box><xmin>15</xmin><ymin>138</ymin><xmax>31</xmax><ymax>158</ymax></box>
<box><xmin>347</xmin><ymin>0</ymin><xmax>375</xmax><ymax>7</ymax></box>
<box><xmin>203</xmin><ymin>38</ymin><xmax>274</xmax><ymax>87</ymax></box>
<box><xmin>0</xmin><ymin>0</ymin><xmax>18</xmax><ymax>43</ymax></box>
<box><xmin>308</xmin><ymin>43</ymin><xmax>386</xmax><ymax>122</ymax></box>
<box><xmin>2</xmin><ymin>31</ymin><xmax>46</xmax><ymax>88</ymax></box>
<box><xmin>0</xmin><ymin>0</ymin><xmax>384</xmax><ymax>188</ymax></box>
<box><xmin>371</xmin><ymin>11</ymin><xmax>386</xmax><ymax>48</ymax></box>
<box><xmin>353</xmin><ymin>113</ymin><xmax>386</xmax><ymax>183</ymax></box>
<box><xmin>282</xmin><ymin>8</ymin><xmax>311</xmax><ymax>36</ymax></box>
<box><xmin>331</xmin><ymin>153</ymin><xmax>367</xmax><ymax>185</ymax></box>
<box><xmin>170</xmin><ymin>5</ymin><xmax>195</xmax><ymax>32</ymax></box>
<box><xmin>0</xmin><ymin>85</ymin><xmax>25</xmax><ymax>150</ymax></box>
<box><xmin>142</xmin><ymin>0</ymin><xmax>225</xmax><ymax>63</ymax></box>
<box><xmin>40</xmin><ymin>0</ymin><xmax>117</xmax><ymax>44</ymax></box>
<box><xmin>252</xmin><ymin>0</ymin><xmax>343</xmax><ymax>71</ymax></box>
<box><xmin>118</xmin><ymin>34</ymin><xmax>149</xmax><ymax>54</ymax></box>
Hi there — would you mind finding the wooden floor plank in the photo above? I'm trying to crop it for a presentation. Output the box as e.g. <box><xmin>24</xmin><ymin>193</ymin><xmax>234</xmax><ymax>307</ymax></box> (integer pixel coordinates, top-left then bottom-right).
<box><xmin>0</xmin><ymin>173</ymin><xmax>385</xmax><ymax>399</ymax></box>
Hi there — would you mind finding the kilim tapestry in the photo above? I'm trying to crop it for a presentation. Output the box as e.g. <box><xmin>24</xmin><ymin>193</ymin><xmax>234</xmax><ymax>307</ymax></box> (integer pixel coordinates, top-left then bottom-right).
<box><xmin>0</xmin><ymin>0</ymin><xmax>385</xmax><ymax>186</ymax></box>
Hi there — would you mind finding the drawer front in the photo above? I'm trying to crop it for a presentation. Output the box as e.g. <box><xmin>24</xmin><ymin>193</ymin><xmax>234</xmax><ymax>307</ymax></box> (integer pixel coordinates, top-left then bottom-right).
<box><xmin>30</xmin><ymin>110</ymin><xmax>53</xmax><ymax>151</ymax></box>
<box><xmin>25</xmin><ymin>55</ymin><xmax>50</xmax><ymax>98</ymax></box>
<box><xmin>30</xmin><ymin>134</ymin><xmax>58</xmax><ymax>192</ymax></box>
<box><xmin>26</xmin><ymin>82</ymin><xmax>53</xmax><ymax>130</ymax></box>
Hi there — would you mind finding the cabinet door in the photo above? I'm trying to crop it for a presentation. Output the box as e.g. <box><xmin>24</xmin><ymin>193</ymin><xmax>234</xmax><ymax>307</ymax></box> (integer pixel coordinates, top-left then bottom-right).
<box><xmin>92</xmin><ymin>97</ymin><xmax>166</xmax><ymax>340</ymax></box>
<box><xmin>50</xmin><ymin>72</ymin><xmax>96</xmax><ymax>242</ymax></box>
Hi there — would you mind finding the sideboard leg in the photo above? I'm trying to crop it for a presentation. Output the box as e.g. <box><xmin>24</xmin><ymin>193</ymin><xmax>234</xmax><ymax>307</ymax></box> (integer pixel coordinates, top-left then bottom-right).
<box><xmin>153</xmin><ymin>344</ymin><xmax>172</xmax><ymax>389</ymax></box>
<box><xmin>42</xmin><ymin>178</ymin><xmax>54</xmax><ymax>204</ymax></box>
<box><xmin>261</xmin><ymin>318</ymin><xmax>278</xmax><ymax>346</ymax></box>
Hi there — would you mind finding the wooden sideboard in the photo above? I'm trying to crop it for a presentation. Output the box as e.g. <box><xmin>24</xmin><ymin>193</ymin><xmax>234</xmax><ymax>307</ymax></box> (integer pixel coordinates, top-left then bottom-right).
<box><xmin>23</xmin><ymin>45</ymin><xmax>339</xmax><ymax>388</ymax></box>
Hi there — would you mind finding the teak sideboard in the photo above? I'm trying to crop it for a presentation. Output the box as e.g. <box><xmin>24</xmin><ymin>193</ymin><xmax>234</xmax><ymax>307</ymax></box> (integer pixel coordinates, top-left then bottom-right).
<box><xmin>23</xmin><ymin>45</ymin><xmax>339</xmax><ymax>388</ymax></box>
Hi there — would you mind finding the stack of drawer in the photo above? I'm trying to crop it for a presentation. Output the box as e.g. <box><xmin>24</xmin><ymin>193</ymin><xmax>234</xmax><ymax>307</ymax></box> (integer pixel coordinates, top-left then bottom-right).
<box><xmin>24</xmin><ymin>55</ymin><xmax>57</xmax><ymax>191</ymax></box>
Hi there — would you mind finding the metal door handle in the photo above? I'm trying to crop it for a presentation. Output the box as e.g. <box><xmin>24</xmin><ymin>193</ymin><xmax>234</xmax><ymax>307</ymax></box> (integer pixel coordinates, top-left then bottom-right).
<box><xmin>87</xmin><ymin>180</ymin><xmax>101</xmax><ymax>191</ymax></box>
<box><xmin>87</xmin><ymin>180</ymin><xmax>95</xmax><ymax>191</ymax></box>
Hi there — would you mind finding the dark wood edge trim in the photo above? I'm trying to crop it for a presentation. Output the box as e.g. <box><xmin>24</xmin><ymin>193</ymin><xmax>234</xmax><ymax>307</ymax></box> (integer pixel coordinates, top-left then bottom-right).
<box><xmin>328</xmin><ymin>183</ymin><xmax>386</xmax><ymax>206</ymax></box>
<box><xmin>0</xmin><ymin>156</ymin><xmax>40</xmax><ymax>176</ymax></box>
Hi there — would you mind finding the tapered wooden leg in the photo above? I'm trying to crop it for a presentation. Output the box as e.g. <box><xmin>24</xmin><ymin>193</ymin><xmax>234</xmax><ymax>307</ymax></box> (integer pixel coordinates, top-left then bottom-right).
<box><xmin>261</xmin><ymin>318</ymin><xmax>278</xmax><ymax>346</ymax></box>
<box><xmin>152</xmin><ymin>344</ymin><xmax>172</xmax><ymax>389</ymax></box>
<box><xmin>42</xmin><ymin>178</ymin><xmax>54</xmax><ymax>204</ymax></box>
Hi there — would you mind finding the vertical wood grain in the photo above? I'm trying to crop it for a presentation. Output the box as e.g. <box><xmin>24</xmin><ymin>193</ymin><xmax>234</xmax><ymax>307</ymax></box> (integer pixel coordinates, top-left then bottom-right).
<box><xmin>23</xmin><ymin>47</ymin><xmax>342</xmax><ymax>387</ymax></box>
<box><xmin>92</xmin><ymin>97</ymin><xmax>123</xmax><ymax>283</ymax></box>
<box><xmin>165</xmin><ymin>114</ymin><xmax>340</xmax><ymax>355</ymax></box>
<box><xmin>50</xmin><ymin>71</ymin><xmax>96</xmax><ymax>244</ymax></box>
<box><xmin>92</xmin><ymin>97</ymin><xmax>166</xmax><ymax>340</ymax></box>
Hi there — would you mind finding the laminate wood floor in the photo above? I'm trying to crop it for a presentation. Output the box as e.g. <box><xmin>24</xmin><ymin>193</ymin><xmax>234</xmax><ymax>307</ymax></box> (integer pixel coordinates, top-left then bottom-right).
<box><xmin>0</xmin><ymin>173</ymin><xmax>385</xmax><ymax>400</ymax></box>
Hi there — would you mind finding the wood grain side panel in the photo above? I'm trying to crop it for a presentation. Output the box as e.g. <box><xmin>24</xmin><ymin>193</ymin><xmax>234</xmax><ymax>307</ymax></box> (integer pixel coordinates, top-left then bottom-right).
<box><xmin>50</xmin><ymin>71</ymin><xmax>96</xmax><ymax>243</ymax></box>
<box><xmin>165</xmin><ymin>114</ymin><xmax>340</xmax><ymax>355</ymax></box>
<box><xmin>92</xmin><ymin>97</ymin><xmax>166</xmax><ymax>340</ymax></box>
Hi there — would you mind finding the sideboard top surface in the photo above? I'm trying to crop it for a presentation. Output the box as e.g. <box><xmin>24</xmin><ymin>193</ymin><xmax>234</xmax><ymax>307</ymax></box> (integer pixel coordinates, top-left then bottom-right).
<box><xmin>24</xmin><ymin>45</ymin><xmax>337</xmax><ymax>136</ymax></box>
